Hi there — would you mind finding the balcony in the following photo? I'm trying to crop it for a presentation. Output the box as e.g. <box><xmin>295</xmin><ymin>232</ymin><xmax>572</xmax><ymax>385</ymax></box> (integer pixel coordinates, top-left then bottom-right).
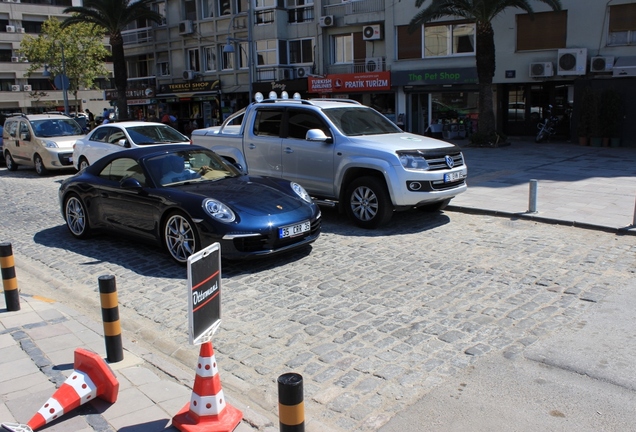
<box><xmin>323</xmin><ymin>0</ymin><xmax>385</xmax><ymax>23</ymax></box>
<box><xmin>326</xmin><ymin>57</ymin><xmax>385</xmax><ymax>75</ymax></box>
<box><xmin>288</xmin><ymin>6</ymin><xmax>315</xmax><ymax>24</ymax></box>
<box><xmin>122</xmin><ymin>27</ymin><xmax>153</xmax><ymax>46</ymax></box>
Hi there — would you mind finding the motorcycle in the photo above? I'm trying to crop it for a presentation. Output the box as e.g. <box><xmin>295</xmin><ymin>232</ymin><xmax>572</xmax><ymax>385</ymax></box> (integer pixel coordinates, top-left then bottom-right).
<box><xmin>536</xmin><ymin>105</ymin><xmax>559</xmax><ymax>143</ymax></box>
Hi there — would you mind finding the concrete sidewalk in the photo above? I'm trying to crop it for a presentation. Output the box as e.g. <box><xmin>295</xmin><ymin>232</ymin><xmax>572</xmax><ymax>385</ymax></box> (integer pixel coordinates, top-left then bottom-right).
<box><xmin>0</xmin><ymin>292</ymin><xmax>272</xmax><ymax>432</ymax></box>
<box><xmin>448</xmin><ymin>138</ymin><xmax>636</xmax><ymax>233</ymax></box>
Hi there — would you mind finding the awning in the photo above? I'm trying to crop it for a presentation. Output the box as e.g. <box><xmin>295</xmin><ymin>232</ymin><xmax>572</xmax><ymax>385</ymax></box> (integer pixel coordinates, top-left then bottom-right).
<box><xmin>613</xmin><ymin>56</ymin><xmax>636</xmax><ymax>77</ymax></box>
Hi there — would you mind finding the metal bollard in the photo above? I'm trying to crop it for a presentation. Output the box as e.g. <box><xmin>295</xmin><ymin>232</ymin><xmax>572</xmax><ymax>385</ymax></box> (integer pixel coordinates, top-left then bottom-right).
<box><xmin>528</xmin><ymin>179</ymin><xmax>538</xmax><ymax>213</ymax></box>
<box><xmin>0</xmin><ymin>242</ymin><xmax>20</xmax><ymax>311</ymax></box>
<box><xmin>278</xmin><ymin>372</ymin><xmax>304</xmax><ymax>432</ymax></box>
<box><xmin>98</xmin><ymin>275</ymin><xmax>123</xmax><ymax>363</ymax></box>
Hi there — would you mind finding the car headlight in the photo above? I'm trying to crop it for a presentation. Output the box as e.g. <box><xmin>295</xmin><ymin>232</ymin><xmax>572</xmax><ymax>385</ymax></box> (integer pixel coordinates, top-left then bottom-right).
<box><xmin>203</xmin><ymin>198</ymin><xmax>235</xmax><ymax>223</ymax></box>
<box><xmin>291</xmin><ymin>182</ymin><xmax>312</xmax><ymax>203</ymax></box>
<box><xmin>42</xmin><ymin>140</ymin><xmax>59</xmax><ymax>149</ymax></box>
<box><xmin>397</xmin><ymin>151</ymin><xmax>429</xmax><ymax>170</ymax></box>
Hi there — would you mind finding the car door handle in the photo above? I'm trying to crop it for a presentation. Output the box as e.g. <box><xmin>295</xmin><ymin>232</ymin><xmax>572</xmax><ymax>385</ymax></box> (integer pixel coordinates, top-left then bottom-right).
<box><xmin>248</xmin><ymin>143</ymin><xmax>256</xmax><ymax>149</ymax></box>
<box><xmin>284</xmin><ymin>147</ymin><xmax>293</xmax><ymax>154</ymax></box>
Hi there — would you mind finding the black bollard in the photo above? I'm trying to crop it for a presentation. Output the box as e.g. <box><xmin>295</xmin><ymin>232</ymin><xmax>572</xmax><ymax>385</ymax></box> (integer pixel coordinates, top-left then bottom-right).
<box><xmin>98</xmin><ymin>275</ymin><xmax>123</xmax><ymax>363</ymax></box>
<box><xmin>278</xmin><ymin>372</ymin><xmax>304</xmax><ymax>432</ymax></box>
<box><xmin>0</xmin><ymin>242</ymin><xmax>20</xmax><ymax>311</ymax></box>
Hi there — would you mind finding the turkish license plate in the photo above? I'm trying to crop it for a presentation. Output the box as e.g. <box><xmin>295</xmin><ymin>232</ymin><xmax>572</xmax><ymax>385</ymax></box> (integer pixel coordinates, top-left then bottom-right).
<box><xmin>279</xmin><ymin>220</ymin><xmax>311</xmax><ymax>239</ymax></box>
<box><xmin>444</xmin><ymin>170</ymin><xmax>466</xmax><ymax>183</ymax></box>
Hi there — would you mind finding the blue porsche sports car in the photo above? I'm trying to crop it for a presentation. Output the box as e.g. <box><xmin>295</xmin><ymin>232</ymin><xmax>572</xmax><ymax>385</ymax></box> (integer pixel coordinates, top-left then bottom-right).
<box><xmin>59</xmin><ymin>145</ymin><xmax>321</xmax><ymax>263</ymax></box>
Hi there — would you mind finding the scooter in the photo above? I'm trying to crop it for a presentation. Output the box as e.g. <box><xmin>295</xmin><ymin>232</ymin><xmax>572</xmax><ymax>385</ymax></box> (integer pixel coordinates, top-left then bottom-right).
<box><xmin>536</xmin><ymin>105</ymin><xmax>559</xmax><ymax>143</ymax></box>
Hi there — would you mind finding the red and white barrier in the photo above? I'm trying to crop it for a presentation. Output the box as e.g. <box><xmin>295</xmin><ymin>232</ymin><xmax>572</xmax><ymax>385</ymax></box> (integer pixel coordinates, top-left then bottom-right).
<box><xmin>172</xmin><ymin>341</ymin><xmax>242</xmax><ymax>432</ymax></box>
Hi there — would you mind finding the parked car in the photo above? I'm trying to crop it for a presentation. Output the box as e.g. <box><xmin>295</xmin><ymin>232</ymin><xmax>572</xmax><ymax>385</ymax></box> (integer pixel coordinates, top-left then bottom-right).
<box><xmin>3</xmin><ymin>113</ymin><xmax>84</xmax><ymax>175</ymax></box>
<box><xmin>59</xmin><ymin>145</ymin><xmax>321</xmax><ymax>263</ymax></box>
<box><xmin>192</xmin><ymin>93</ymin><xmax>467</xmax><ymax>229</ymax></box>
<box><xmin>73</xmin><ymin>121</ymin><xmax>191</xmax><ymax>171</ymax></box>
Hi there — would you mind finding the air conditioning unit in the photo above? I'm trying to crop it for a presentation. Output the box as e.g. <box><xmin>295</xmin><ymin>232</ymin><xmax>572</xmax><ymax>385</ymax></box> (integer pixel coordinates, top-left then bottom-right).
<box><xmin>11</xmin><ymin>85</ymin><xmax>20</xmax><ymax>92</ymax></box>
<box><xmin>17</xmin><ymin>27</ymin><xmax>25</xmax><ymax>33</ymax></box>
<box><xmin>183</xmin><ymin>70</ymin><xmax>196</xmax><ymax>80</ymax></box>
<box><xmin>362</xmin><ymin>24</ymin><xmax>382</xmax><ymax>41</ymax></box>
<box><xmin>295</xmin><ymin>66</ymin><xmax>312</xmax><ymax>78</ymax></box>
<box><xmin>590</xmin><ymin>56</ymin><xmax>614</xmax><ymax>73</ymax></box>
<box><xmin>365</xmin><ymin>57</ymin><xmax>383</xmax><ymax>72</ymax></box>
<box><xmin>529</xmin><ymin>62</ymin><xmax>554</xmax><ymax>78</ymax></box>
<box><xmin>23</xmin><ymin>84</ymin><xmax>32</xmax><ymax>91</ymax></box>
<box><xmin>6</xmin><ymin>25</ymin><xmax>16</xmax><ymax>33</ymax></box>
<box><xmin>11</xmin><ymin>56</ymin><xmax>19</xmax><ymax>62</ymax></box>
<box><xmin>557</xmin><ymin>48</ymin><xmax>587</xmax><ymax>75</ymax></box>
<box><xmin>319</xmin><ymin>15</ymin><xmax>334</xmax><ymax>27</ymax></box>
<box><xmin>178</xmin><ymin>20</ymin><xmax>194</xmax><ymax>35</ymax></box>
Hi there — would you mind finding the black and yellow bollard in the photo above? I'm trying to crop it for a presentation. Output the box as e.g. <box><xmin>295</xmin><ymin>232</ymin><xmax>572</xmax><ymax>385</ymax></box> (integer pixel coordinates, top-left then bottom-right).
<box><xmin>278</xmin><ymin>372</ymin><xmax>304</xmax><ymax>432</ymax></box>
<box><xmin>98</xmin><ymin>275</ymin><xmax>123</xmax><ymax>363</ymax></box>
<box><xmin>1</xmin><ymin>242</ymin><xmax>20</xmax><ymax>311</ymax></box>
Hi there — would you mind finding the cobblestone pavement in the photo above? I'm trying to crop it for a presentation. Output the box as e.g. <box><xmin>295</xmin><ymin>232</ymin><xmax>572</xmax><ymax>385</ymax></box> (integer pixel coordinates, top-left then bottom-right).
<box><xmin>1</xmin><ymin>167</ymin><xmax>635</xmax><ymax>431</ymax></box>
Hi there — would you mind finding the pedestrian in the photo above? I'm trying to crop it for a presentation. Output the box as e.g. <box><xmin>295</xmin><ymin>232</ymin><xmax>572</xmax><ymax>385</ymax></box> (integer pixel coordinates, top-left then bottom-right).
<box><xmin>85</xmin><ymin>109</ymin><xmax>95</xmax><ymax>130</ymax></box>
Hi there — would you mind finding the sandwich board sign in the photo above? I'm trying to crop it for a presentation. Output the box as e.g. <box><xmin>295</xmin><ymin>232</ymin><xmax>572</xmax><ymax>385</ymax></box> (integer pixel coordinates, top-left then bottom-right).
<box><xmin>187</xmin><ymin>243</ymin><xmax>221</xmax><ymax>345</ymax></box>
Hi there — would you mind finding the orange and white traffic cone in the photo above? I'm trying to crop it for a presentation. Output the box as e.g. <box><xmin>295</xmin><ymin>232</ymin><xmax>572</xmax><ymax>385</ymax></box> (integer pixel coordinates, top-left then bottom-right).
<box><xmin>172</xmin><ymin>341</ymin><xmax>242</xmax><ymax>432</ymax></box>
<box><xmin>1</xmin><ymin>348</ymin><xmax>119</xmax><ymax>432</ymax></box>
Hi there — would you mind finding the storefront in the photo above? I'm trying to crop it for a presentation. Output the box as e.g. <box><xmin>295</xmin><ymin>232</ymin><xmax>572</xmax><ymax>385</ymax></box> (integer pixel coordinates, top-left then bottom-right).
<box><xmin>392</xmin><ymin>67</ymin><xmax>479</xmax><ymax>137</ymax></box>
<box><xmin>307</xmin><ymin>71</ymin><xmax>396</xmax><ymax>122</ymax></box>
<box><xmin>156</xmin><ymin>80</ymin><xmax>221</xmax><ymax>133</ymax></box>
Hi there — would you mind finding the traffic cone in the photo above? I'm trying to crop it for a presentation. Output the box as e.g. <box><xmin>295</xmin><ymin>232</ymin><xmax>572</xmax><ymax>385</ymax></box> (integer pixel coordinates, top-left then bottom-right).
<box><xmin>172</xmin><ymin>341</ymin><xmax>242</xmax><ymax>432</ymax></box>
<box><xmin>1</xmin><ymin>348</ymin><xmax>119</xmax><ymax>432</ymax></box>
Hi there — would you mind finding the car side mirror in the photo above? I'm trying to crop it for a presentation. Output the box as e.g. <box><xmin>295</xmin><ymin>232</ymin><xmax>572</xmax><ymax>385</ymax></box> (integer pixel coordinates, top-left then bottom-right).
<box><xmin>118</xmin><ymin>139</ymin><xmax>131</xmax><ymax>148</ymax></box>
<box><xmin>120</xmin><ymin>177</ymin><xmax>143</xmax><ymax>189</ymax></box>
<box><xmin>306</xmin><ymin>129</ymin><xmax>332</xmax><ymax>143</ymax></box>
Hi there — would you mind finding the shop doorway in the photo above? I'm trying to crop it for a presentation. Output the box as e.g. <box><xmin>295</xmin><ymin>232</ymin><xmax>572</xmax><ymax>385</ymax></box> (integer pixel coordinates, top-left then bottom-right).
<box><xmin>408</xmin><ymin>91</ymin><xmax>479</xmax><ymax>138</ymax></box>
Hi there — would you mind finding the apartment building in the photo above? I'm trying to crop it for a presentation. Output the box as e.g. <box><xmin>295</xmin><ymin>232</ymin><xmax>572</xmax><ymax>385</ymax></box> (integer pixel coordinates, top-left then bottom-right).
<box><xmin>3</xmin><ymin>0</ymin><xmax>634</xmax><ymax>146</ymax></box>
<box><xmin>0</xmin><ymin>0</ymin><xmax>113</xmax><ymax>117</ymax></box>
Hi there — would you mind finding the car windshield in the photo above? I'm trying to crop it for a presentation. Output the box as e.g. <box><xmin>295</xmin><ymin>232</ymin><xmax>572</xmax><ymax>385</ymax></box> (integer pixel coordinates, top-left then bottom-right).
<box><xmin>32</xmin><ymin>119</ymin><xmax>83</xmax><ymax>137</ymax></box>
<box><xmin>323</xmin><ymin>107</ymin><xmax>402</xmax><ymax>136</ymax></box>
<box><xmin>145</xmin><ymin>148</ymin><xmax>241</xmax><ymax>187</ymax></box>
<box><xmin>126</xmin><ymin>125</ymin><xmax>190</xmax><ymax>145</ymax></box>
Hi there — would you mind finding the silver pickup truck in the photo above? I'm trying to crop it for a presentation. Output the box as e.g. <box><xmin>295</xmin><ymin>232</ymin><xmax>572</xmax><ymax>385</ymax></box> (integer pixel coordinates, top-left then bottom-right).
<box><xmin>191</xmin><ymin>95</ymin><xmax>467</xmax><ymax>228</ymax></box>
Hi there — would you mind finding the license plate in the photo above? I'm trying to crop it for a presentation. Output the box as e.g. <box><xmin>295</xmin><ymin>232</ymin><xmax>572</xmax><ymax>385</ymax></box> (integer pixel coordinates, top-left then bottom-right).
<box><xmin>444</xmin><ymin>170</ymin><xmax>466</xmax><ymax>183</ymax></box>
<box><xmin>279</xmin><ymin>220</ymin><xmax>311</xmax><ymax>239</ymax></box>
<box><xmin>69</xmin><ymin>157</ymin><xmax>73</xmax><ymax>162</ymax></box>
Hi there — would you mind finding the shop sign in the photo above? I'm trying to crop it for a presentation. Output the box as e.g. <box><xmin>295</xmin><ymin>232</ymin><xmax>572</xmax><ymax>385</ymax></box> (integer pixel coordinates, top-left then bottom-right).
<box><xmin>127</xmin><ymin>99</ymin><xmax>151</xmax><ymax>105</ymax></box>
<box><xmin>160</xmin><ymin>80</ymin><xmax>221</xmax><ymax>94</ymax></box>
<box><xmin>392</xmin><ymin>67</ymin><xmax>478</xmax><ymax>86</ymax></box>
<box><xmin>105</xmin><ymin>87</ymin><xmax>157</xmax><ymax>100</ymax></box>
<box><xmin>308</xmin><ymin>71</ymin><xmax>391</xmax><ymax>94</ymax></box>
<box><xmin>253</xmin><ymin>79</ymin><xmax>308</xmax><ymax>95</ymax></box>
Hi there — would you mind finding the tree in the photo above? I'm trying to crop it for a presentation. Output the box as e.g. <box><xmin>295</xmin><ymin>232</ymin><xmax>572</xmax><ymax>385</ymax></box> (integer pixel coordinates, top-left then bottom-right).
<box><xmin>19</xmin><ymin>19</ymin><xmax>110</xmax><ymax>113</ymax></box>
<box><xmin>409</xmin><ymin>0</ymin><xmax>562</xmax><ymax>135</ymax></box>
<box><xmin>62</xmin><ymin>0</ymin><xmax>163</xmax><ymax>121</ymax></box>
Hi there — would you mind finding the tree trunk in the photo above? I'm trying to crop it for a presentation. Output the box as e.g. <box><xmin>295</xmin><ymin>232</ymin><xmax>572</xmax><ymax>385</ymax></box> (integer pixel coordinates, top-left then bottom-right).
<box><xmin>475</xmin><ymin>21</ymin><xmax>496</xmax><ymax>134</ymax></box>
<box><xmin>110</xmin><ymin>33</ymin><xmax>129</xmax><ymax>121</ymax></box>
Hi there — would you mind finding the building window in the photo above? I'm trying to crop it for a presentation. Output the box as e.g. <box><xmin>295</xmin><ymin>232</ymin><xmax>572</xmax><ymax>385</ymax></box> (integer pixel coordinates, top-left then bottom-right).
<box><xmin>204</xmin><ymin>46</ymin><xmax>217</xmax><ymax>71</ymax></box>
<box><xmin>608</xmin><ymin>3</ymin><xmax>636</xmax><ymax>46</ymax></box>
<box><xmin>397</xmin><ymin>25</ymin><xmax>422</xmax><ymax>60</ymax></box>
<box><xmin>219</xmin><ymin>0</ymin><xmax>231</xmax><ymax>16</ymax></box>
<box><xmin>334</xmin><ymin>34</ymin><xmax>353</xmax><ymax>64</ymax></box>
<box><xmin>201</xmin><ymin>0</ymin><xmax>214</xmax><ymax>18</ymax></box>
<box><xmin>157</xmin><ymin>52</ymin><xmax>170</xmax><ymax>76</ymax></box>
<box><xmin>255</xmin><ymin>0</ymin><xmax>276</xmax><ymax>8</ymax></box>
<box><xmin>516</xmin><ymin>11</ymin><xmax>567</xmax><ymax>51</ymax></box>
<box><xmin>424</xmin><ymin>21</ymin><xmax>475</xmax><ymax>57</ymax></box>
<box><xmin>127</xmin><ymin>54</ymin><xmax>154</xmax><ymax>78</ymax></box>
<box><xmin>184</xmin><ymin>0</ymin><xmax>197</xmax><ymax>21</ymax></box>
<box><xmin>188</xmin><ymin>48</ymin><xmax>200</xmax><ymax>71</ymax></box>
<box><xmin>289</xmin><ymin>38</ymin><xmax>314</xmax><ymax>64</ymax></box>
<box><xmin>236</xmin><ymin>0</ymin><xmax>248</xmax><ymax>13</ymax></box>
<box><xmin>255</xmin><ymin>39</ymin><xmax>277</xmax><ymax>66</ymax></box>
<box><xmin>287</xmin><ymin>0</ymin><xmax>314</xmax><ymax>24</ymax></box>
<box><xmin>153</xmin><ymin>1</ymin><xmax>167</xmax><ymax>25</ymax></box>
<box><xmin>239</xmin><ymin>41</ymin><xmax>250</xmax><ymax>69</ymax></box>
<box><xmin>222</xmin><ymin>51</ymin><xmax>234</xmax><ymax>70</ymax></box>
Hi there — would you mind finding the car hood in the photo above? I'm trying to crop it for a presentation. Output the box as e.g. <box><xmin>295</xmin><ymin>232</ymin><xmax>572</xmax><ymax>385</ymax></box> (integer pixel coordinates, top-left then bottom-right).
<box><xmin>173</xmin><ymin>176</ymin><xmax>306</xmax><ymax>216</ymax></box>
<box><xmin>46</xmin><ymin>134</ymin><xmax>85</xmax><ymax>150</ymax></box>
<box><xmin>344</xmin><ymin>132</ymin><xmax>459</xmax><ymax>152</ymax></box>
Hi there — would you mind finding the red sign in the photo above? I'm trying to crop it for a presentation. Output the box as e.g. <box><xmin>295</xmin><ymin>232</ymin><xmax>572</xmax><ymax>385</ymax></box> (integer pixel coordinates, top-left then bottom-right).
<box><xmin>308</xmin><ymin>71</ymin><xmax>391</xmax><ymax>94</ymax></box>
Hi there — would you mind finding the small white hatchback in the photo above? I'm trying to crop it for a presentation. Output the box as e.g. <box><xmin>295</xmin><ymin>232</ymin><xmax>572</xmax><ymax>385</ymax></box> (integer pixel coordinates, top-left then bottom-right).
<box><xmin>73</xmin><ymin>121</ymin><xmax>191</xmax><ymax>170</ymax></box>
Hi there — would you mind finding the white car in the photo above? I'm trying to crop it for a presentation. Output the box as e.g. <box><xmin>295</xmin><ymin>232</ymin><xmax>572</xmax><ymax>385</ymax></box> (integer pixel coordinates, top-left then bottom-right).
<box><xmin>72</xmin><ymin>121</ymin><xmax>191</xmax><ymax>170</ymax></box>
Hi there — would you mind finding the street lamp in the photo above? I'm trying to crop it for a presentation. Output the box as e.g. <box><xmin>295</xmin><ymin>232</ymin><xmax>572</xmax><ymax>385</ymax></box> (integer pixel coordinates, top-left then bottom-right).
<box><xmin>222</xmin><ymin>3</ymin><xmax>254</xmax><ymax>102</ymax></box>
<box><xmin>42</xmin><ymin>43</ymin><xmax>69</xmax><ymax>115</ymax></box>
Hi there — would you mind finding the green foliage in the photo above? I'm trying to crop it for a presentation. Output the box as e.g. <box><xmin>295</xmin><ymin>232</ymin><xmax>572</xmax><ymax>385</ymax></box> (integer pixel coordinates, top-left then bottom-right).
<box><xmin>19</xmin><ymin>19</ymin><xmax>110</xmax><ymax>101</ymax></box>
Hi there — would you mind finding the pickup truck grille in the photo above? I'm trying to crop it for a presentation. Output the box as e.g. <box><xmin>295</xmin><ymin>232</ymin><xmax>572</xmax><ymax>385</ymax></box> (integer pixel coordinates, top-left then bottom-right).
<box><xmin>426</xmin><ymin>152</ymin><xmax>464</xmax><ymax>171</ymax></box>
<box><xmin>233</xmin><ymin>219</ymin><xmax>321</xmax><ymax>253</ymax></box>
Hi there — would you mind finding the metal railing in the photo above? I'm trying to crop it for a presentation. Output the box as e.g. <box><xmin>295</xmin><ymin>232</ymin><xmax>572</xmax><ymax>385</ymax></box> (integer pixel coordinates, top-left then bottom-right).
<box><xmin>323</xmin><ymin>0</ymin><xmax>385</xmax><ymax>16</ymax></box>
